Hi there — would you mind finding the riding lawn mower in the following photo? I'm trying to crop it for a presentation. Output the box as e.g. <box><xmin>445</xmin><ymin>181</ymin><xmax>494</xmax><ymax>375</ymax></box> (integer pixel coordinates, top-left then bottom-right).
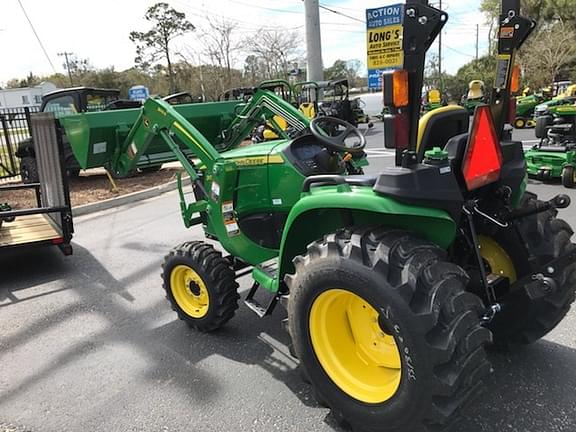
<box><xmin>56</xmin><ymin>1</ymin><xmax>576</xmax><ymax>431</ymax></box>
<box><xmin>526</xmin><ymin>103</ymin><xmax>576</xmax><ymax>187</ymax></box>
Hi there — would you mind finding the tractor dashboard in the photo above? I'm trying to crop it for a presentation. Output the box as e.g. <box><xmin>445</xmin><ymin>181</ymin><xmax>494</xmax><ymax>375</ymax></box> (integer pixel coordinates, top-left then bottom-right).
<box><xmin>283</xmin><ymin>135</ymin><xmax>341</xmax><ymax>176</ymax></box>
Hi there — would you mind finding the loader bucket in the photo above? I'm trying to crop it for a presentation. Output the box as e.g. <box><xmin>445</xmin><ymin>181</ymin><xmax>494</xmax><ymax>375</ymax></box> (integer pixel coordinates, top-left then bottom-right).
<box><xmin>59</xmin><ymin>100</ymin><xmax>242</xmax><ymax>169</ymax></box>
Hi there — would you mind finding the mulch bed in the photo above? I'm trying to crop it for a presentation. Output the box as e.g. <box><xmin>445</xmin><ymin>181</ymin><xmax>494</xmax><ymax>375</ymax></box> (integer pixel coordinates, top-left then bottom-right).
<box><xmin>0</xmin><ymin>167</ymin><xmax>184</xmax><ymax>210</ymax></box>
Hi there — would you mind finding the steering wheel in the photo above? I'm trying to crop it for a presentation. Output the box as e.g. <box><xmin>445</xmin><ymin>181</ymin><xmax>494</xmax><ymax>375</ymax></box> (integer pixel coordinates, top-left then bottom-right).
<box><xmin>309</xmin><ymin>116</ymin><xmax>366</xmax><ymax>154</ymax></box>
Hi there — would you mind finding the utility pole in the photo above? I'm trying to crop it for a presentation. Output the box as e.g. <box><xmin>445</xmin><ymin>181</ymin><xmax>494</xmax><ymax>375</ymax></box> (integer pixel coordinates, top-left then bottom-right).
<box><xmin>438</xmin><ymin>0</ymin><xmax>442</xmax><ymax>88</ymax></box>
<box><xmin>58</xmin><ymin>52</ymin><xmax>74</xmax><ymax>87</ymax></box>
<box><xmin>476</xmin><ymin>24</ymin><xmax>479</xmax><ymax>60</ymax></box>
<box><xmin>304</xmin><ymin>0</ymin><xmax>324</xmax><ymax>82</ymax></box>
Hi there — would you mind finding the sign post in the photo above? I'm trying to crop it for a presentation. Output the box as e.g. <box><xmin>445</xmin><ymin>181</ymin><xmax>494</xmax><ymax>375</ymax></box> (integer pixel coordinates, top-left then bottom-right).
<box><xmin>366</xmin><ymin>4</ymin><xmax>404</xmax><ymax>90</ymax></box>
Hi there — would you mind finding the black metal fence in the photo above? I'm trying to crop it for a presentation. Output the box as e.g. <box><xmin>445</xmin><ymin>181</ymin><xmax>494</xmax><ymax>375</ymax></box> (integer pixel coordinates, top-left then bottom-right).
<box><xmin>0</xmin><ymin>106</ymin><xmax>40</xmax><ymax>181</ymax></box>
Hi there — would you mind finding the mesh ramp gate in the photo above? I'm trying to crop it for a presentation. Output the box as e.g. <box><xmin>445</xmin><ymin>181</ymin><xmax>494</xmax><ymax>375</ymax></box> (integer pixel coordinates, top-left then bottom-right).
<box><xmin>0</xmin><ymin>113</ymin><xmax>73</xmax><ymax>255</ymax></box>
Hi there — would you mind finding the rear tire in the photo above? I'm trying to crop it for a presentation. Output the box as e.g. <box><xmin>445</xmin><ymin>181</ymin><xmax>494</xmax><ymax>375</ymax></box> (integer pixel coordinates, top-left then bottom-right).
<box><xmin>161</xmin><ymin>241</ymin><xmax>239</xmax><ymax>332</ymax></box>
<box><xmin>535</xmin><ymin>115</ymin><xmax>553</xmax><ymax>139</ymax></box>
<box><xmin>514</xmin><ymin>117</ymin><xmax>526</xmax><ymax>129</ymax></box>
<box><xmin>139</xmin><ymin>165</ymin><xmax>162</xmax><ymax>174</ymax></box>
<box><xmin>562</xmin><ymin>166</ymin><xmax>575</xmax><ymax>188</ymax></box>
<box><xmin>485</xmin><ymin>193</ymin><xmax>576</xmax><ymax>347</ymax></box>
<box><xmin>287</xmin><ymin>228</ymin><xmax>492</xmax><ymax>432</ymax></box>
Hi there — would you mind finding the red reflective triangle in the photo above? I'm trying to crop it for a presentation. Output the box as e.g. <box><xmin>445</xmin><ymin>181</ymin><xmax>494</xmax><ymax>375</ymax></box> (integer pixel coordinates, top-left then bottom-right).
<box><xmin>462</xmin><ymin>106</ymin><xmax>503</xmax><ymax>190</ymax></box>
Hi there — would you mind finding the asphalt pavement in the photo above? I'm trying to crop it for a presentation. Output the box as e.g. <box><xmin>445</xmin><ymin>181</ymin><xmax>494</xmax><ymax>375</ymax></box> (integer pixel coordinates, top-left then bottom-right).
<box><xmin>1</xmin><ymin>122</ymin><xmax>576</xmax><ymax>432</ymax></box>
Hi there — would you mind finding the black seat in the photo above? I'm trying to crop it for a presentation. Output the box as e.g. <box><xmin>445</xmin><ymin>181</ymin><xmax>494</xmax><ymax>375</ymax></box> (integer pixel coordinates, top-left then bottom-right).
<box><xmin>417</xmin><ymin>106</ymin><xmax>469</xmax><ymax>161</ymax></box>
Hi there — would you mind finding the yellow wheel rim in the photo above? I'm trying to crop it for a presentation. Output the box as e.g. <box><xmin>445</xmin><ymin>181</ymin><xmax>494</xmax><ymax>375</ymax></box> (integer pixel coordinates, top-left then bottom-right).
<box><xmin>170</xmin><ymin>265</ymin><xmax>210</xmax><ymax>318</ymax></box>
<box><xmin>309</xmin><ymin>289</ymin><xmax>402</xmax><ymax>404</ymax></box>
<box><xmin>478</xmin><ymin>236</ymin><xmax>517</xmax><ymax>283</ymax></box>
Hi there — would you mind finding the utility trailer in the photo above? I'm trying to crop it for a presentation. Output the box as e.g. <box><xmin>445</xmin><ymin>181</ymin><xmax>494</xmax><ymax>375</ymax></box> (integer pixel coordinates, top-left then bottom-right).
<box><xmin>0</xmin><ymin>113</ymin><xmax>73</xmax><ymax>255</ymax></box>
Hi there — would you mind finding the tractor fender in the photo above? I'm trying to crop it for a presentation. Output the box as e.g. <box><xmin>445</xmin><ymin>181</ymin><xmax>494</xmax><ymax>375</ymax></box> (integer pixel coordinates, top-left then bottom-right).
<box><xmin>277</xmin><ymin>185</ymin><xmax>457</xmax><ymax>282</ymax></box>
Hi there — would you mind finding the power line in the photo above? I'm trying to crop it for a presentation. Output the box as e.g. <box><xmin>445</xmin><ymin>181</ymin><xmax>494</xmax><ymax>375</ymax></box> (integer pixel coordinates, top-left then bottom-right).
<box><xmin>444</xmin><ymin>44</ymin><xmax>476</xmax><ymax>58</ymax></box>
<box><xmin>17</xmin><ymin>0</ymin><xmax>56</xmax><ymax>74</ymax></box>
<box><xmin>318</xmin><ymin>3</ymin><xmax>365</xmax><ymax>24</ymax></box>
<box><xmin>314</xmin><ymin>2</ymin><xmax>361</xmax><ymax>12</ymax></box>
<box><xmin>226</xmin><ymin>0</ymin><xmax>301</xmax><ymax>14</ymax></box>
<box><xmin>172</xmin><ymin>0</ymin><xmax>302</xmax><ymax>32</ymax></box>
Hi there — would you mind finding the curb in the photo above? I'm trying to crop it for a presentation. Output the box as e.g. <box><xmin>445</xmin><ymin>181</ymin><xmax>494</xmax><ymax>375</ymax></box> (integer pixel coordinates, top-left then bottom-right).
<box><xmin>72</xmin><ymin>177</ymin><xmax>185</xmax><ymax>217</ymax></box>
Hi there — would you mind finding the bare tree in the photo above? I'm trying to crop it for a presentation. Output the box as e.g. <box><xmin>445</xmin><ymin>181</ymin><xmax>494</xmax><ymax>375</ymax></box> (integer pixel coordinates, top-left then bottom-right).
<box><xmin>199</xmin><ymin>18</ymin><xmax>240</xmax><ymax>93</ymax></box>
<box><xmin>177</xmin><ymin>49</ymin><xmax>208</xmax><ymax>101</ymax></box>
<box><xmin>520</xmin><ymin>21</ymin><xmax>576</xmax><ymax>88</ymax></box>
<box><xmin>242</xmin><ymin>29</ymin><xmax>302</xmax><ymax>82</ymax></box>
<box><xmin>130</xmin><ymin>3</ymin><xmax>195</xmax><ymax>93</ymax></box>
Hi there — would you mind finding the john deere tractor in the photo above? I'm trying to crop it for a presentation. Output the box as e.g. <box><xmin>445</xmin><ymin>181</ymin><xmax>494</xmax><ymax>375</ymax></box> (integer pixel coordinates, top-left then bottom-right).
<box><xmin>461</xmin><ymin>79</ymin><xmax>486</xmax><ymax>114</ymax></box>
<box><xmin>421</xmin><ymin>87</ymin><xmax>444</xmax><ymax>113</ymax></box>
<box><xmin>57</xmin><ymin>1</ymin><xmax>576</xmax><ymax>430</ymax></box>
<box><xmin>513</xmin><ymin>92</ymin><xmax>545</xmax><ymax>128</ymax></box>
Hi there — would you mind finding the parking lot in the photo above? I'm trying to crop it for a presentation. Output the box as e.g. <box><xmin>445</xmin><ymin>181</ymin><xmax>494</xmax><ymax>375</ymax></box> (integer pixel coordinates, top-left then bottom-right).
<box><xmin>1</xmin><ymin>122</ymin><xmax>576</xmax><ymax>432</ymax></box>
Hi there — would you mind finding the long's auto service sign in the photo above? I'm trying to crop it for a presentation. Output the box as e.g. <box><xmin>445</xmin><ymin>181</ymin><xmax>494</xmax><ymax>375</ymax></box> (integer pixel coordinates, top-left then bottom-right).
<box><xmin>366</xmin><ymin>4</ymin><xmax>404</xmax><ymax>89</ymax></box>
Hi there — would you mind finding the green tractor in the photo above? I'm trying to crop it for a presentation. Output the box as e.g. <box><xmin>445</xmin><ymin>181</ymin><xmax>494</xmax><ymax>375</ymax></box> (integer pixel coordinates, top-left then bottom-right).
<box><xmin>513</xmin><ymin>92</ymin><xmax>545</xmax><ymax>128</ymax></box>
<box><xmin>526</xmin><ymin>103</ymin><xmax>576</xmax><ymax>187</ymax></box>
<box><xmin>461</xmin><ymin>79</ymin><xmax>486</xmax><ymax>114</ymax></box>
<box><xmin>57</xmin><ymin>1</ymin><xmax>576</xmax><ymax>430</ymax></box>
<box><xmin>421</xmin><ymin>88</ymin><xmax>444</xmax><ymax>113</ymax></box>
<box><xmin>532</xmin><ymin>83</ymin><xmax>576</xmax><ymax>120</ymax></box>
<box><xmin>294</xmin><ymin>78</ymin><xmax>373</xmax><ymax>126</ymax></box>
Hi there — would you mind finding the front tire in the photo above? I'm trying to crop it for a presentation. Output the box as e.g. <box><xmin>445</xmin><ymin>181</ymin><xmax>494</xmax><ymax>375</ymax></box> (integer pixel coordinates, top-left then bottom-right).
<box><xmin>286</xmin><ymin>228</ymin><xmax>492</xmax><ymax>432</ymax></box>
<box><xmin>514</xmin><ymin>117</ymin><xmax>526</xmax><ymax>129</ymax></box>
<box><xmin>561</xmin><ymin>165</ymin><xmax>575</xmax><ymax>188</ymax></box>
<box><xmin>161</xmin><ymin>241</ymin><xmax>240</xmax><ymax>332</ymax></box>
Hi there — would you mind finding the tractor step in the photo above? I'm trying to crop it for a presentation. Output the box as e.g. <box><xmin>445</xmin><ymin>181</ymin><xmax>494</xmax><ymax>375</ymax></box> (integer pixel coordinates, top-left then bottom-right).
<box><xmin>245</xmin><ymin>260</ymin><xmax>280</xmax><ymax>318</ymax></box>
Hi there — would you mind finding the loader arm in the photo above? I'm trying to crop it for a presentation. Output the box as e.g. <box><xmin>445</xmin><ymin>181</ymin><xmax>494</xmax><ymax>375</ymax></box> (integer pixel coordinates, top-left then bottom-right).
<box><xmin>222</xmin><ymin>88</ymin><xmax>310</xmax><ymax>149</ymax></box>
<box><xmin>110</xmin><ymin>98</ymin><xmax>221</xmax><ymax>178</ymax></box>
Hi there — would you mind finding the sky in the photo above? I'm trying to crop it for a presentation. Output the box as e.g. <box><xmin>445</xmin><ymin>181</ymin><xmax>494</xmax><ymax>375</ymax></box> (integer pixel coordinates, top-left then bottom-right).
<box><xmin>0</xmin><ymin>0</ymin><xmax>491</xmax><ymax>86</ymax></box>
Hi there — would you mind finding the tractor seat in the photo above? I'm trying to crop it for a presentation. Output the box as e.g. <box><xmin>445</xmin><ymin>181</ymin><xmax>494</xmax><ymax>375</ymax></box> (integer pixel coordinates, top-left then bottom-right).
<box><xmin>417</xmin><ymin>106</ymin><xmax>469</xmax><ymax>161</ymax></box>
<box><xmin>467</xmin><ymin>82</ymin><xmax>484</xmax><ymax>100</ymax></box>
<box><xmin>428</xmin><ymin>89</ymin><xmax>442</xmax><ymax>104</ymax></box>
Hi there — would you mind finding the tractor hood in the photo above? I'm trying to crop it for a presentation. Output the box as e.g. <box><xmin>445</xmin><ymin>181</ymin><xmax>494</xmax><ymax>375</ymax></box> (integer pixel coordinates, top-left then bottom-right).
<box><xmin>219</xmin><ymin>140</ymin><xmax>290</xmax><ymax>166</ymax></box>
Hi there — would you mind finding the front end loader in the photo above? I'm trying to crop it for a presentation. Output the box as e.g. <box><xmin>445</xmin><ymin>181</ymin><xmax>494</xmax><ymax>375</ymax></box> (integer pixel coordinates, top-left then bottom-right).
<box><xmin>58</xmin><ymin>2</ymin><xmax>576</xmax><ymax>430</ymax></box>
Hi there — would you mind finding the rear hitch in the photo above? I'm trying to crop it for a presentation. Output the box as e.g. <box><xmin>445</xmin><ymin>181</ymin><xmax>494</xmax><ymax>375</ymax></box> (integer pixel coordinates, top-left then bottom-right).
<box><xmin>503</xmin><ymin>194</ymin><xmax>570</xmax><ymax>222</ymax></box>
<box><xmin>481</xmin><ymin>303</ymin><xmax>502</xmax><ymax>324</ymax></box>
<box><xmin>524</xmin><ymin>273</ymin><xmax>557</xmax><ymax>300</ymax></box>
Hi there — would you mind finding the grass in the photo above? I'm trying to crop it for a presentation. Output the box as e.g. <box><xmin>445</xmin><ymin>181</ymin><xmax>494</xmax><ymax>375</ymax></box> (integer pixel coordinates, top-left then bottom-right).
<box><xmin>0</xmin><ymin>142</ymin><xmax>19</xmax><ymax>178</ymax></box>
<box><xmin>0</xmin><ymin>127</ymin><xmax>28</xmax><ymax>137</ymax></box>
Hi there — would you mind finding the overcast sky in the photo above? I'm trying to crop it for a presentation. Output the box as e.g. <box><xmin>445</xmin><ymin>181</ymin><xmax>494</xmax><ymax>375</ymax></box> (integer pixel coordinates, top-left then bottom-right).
<box><xmin>0</xmin><ymin>0</ymin><xmax>490</xmax><ymax>85</ymax></box>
